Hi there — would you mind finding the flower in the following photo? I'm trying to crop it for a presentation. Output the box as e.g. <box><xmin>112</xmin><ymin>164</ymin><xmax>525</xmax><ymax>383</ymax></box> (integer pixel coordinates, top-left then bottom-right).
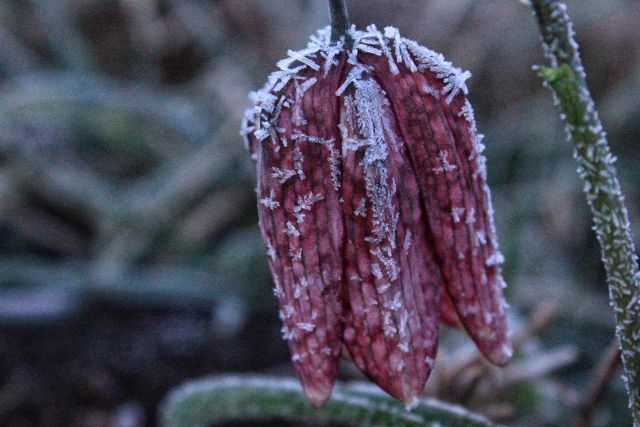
<box><xmin>241</xmin><ymin>24</ymin><xmax>511</xmax><ymax>407</ymax></box>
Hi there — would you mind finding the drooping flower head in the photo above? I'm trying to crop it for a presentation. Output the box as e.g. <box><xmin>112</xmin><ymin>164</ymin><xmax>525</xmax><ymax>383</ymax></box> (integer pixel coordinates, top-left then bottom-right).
<box><xmin>241</xmin><ymin>25</ymin><xmax>511</xmax><ymax>407</ymax></box>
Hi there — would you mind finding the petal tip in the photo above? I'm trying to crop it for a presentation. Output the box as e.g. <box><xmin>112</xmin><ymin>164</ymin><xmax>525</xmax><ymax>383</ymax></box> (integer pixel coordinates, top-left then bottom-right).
<box><xmin>404</xmin><ymin>396</ymin><xmax>420</xmax><ymax>412</ymax></box>
<box><xmin>487</xmin><ymin>341</ymin><xmax>513</xmax><ymax>366</ymax></box>
<box><xmin>386</xmin><ymin>376</ymin><xmax>426</xmax><ymax>406</ymax></box>
<box><xmin>303</xmin><ymin>382</ymin><xmax>334</xmax><ymax>408</ymax></box>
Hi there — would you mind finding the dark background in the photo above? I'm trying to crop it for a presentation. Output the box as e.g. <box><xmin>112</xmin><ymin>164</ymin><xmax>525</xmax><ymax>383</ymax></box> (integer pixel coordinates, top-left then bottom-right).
<box><xmin>0</xmin><ymin>0</ymin><xmax>637</xmax><ymax>425</ymax></box>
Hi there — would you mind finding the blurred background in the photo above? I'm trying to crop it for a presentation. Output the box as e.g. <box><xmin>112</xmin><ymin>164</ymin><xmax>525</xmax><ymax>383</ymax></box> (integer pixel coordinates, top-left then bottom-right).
<box><xmin>0</xmin><ymin>0</ymin><xmax>637</xmax><ymax>425</ymax></box>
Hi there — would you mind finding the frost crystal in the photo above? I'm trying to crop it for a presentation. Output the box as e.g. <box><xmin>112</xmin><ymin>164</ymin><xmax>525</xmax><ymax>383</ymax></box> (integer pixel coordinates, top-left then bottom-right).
<box><xmin>260</xmin><ymin>190</ymin><xmax>280</xmax><ymax>210</ymax></box>
<box><xmin>432</xmin><ymin>151</ymin><xmax>458</xmax><ymax>175</ymax></box>
<box><xmin>271</xmin><ymin>167</ymin><xmax>297</xmax><ymax>184</ymax></box>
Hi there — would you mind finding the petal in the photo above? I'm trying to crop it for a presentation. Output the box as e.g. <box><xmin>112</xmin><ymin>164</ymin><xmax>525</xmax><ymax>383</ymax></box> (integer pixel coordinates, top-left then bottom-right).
<box><xmin>360</xmin><ymin>41</ymin><xmax>511</xmax><ymax>366</ymax></box>
<box><xmin>339</xmin><ymin>73</ymin><xmax>439</xmax><ymax>403</ymax></box>
<box><xmin>248</xmin><ymin>56</ymin><xmax>347</xmax><ymax>406</ymax></box>
<box><xmin>439</xmin><ymin>287</ymin><xmax>464</xmax><ymax>328</ymax></box>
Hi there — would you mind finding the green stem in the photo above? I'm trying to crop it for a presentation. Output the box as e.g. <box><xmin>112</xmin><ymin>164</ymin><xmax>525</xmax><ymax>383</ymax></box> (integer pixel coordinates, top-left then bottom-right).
<box><xmin>530</xmin><ymin>1</ymin><xmax>640</xmax><ymax>424</ymax></box>
<box><xmin>160</xmin><ymin>374</ymin><xmax>498</xmax><ymax>427</ymax></box>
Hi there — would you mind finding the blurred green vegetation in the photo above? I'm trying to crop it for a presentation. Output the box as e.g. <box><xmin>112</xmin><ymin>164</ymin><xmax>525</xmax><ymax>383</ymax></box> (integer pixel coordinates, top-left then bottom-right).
<box><xmin>0</xmin><ymin>0</ymin><xmax>637</xmax><ymax>425</ymax></box>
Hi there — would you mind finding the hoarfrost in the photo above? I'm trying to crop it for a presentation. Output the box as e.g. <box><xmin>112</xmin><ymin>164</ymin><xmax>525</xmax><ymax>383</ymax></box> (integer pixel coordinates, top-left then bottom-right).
<box><xmin>259</xmin><ymin>190</ymin><xmax>280</xmax><ymax>210</ymax></box>
<box><xmin>433</xmin><ymin>150</ymin><xmax>458</xmax><ymax>174</ymax></box>
<box><xmin>422</xmin><ymin>83</ymin><xmax>440</xmax><ymax>99</ymax></box>
<box><xmin>291</xmin><ymin>352</ymin><xmax>307</xmax><ymax>362</ymax></box>
<box><xmin>384</xmin><ymin>292</ymin><xmax>402</xmax><ymax>311</ymax></box>
<box><xmin>354</xmin><ymin>198</ymin><xmax>367</xmax><ymax>217</ymax></box>
<box><xmin>451</xmin><ymin>207</ymin><xmax>465</xmax><ymax>223</ymax></box>
<box><xmin>293</xmin><ymin>143</ymin><xmax>306</xmax><ymax>180</ymax></box>
<box><xmin>284</xmin><ymin>221</ymin><xmax>301</xmax><ymax>237</ymax></box>
<box><xmin>297</xmin><ymin>322</ymin><xmax>316</xmax><ymax>332</ymax></box>
<box><xmin>289</xmin><ymin>247</ymin><xmax>303</xmax><ymax>261</ymax></box>
<box><xmin>271</xmin><ymin>167</ymin><xmax>297</xmax><ymax>184</ymax></box>
<box><xmin>403</xmin><ymin>231</ymin><xmax>412</xmax><ymax>251</ymax></box>
<box><xmin>486</xmin><ymin>251</ymin><xmax>505</xmax><ymax>266</ymax></box>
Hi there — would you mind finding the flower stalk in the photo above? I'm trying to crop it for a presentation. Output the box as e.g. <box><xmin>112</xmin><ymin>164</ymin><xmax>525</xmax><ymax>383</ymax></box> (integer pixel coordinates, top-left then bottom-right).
<box><xmin>328</xmin><ymin>0</ymin><xmax>351</xmax><ymax>45</ymax></box>
<box><xmin>530</xmin><ymin>1</ymin><xmax>640</xmax><ymax>424</ymax></box>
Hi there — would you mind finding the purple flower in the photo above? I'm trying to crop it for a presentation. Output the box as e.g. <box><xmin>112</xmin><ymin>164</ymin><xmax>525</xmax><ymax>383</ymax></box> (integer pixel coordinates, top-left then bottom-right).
<box><xmin>241</xmin><ymin>25</ymin><xmax>511</xmax><ymax>407</ymax></box>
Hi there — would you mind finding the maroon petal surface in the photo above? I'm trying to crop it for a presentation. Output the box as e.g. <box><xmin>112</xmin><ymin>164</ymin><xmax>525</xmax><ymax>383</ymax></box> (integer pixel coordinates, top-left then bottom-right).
<box><xmin>339</xmin><ymin>71</ymin><xmax>439</xmax><ymax>403</ymax></box>
<box><xmin>245</xmin><ymin>55</ymin><xmax>346</xmax><ymax>406</ymax></box>
<box><xmin>359</xmin><ymin>41</ymin><xmax>511</xmax><ymax>366</ymax></box>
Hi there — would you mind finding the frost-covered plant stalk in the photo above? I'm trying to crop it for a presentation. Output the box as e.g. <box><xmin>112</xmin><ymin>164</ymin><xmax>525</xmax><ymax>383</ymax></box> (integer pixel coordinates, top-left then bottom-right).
<box><xmin>241</xmin><ymin>14</ymin><xmax>511</xmax><ymax>407</ymax></box>
<box><xmin>530</xmin><ymin>1</ymin><xmax>640</xmax><ymax>424</ymax></box>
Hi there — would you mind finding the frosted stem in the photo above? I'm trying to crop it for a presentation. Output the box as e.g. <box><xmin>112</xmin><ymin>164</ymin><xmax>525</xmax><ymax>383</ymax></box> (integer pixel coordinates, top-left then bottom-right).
<box><xmin>328</xmin><ymin>0</ymin><xmax>350</xmax><ymax>45</ymax></box>
<box><xmin>530</xmin><ymin>1</ymin><xmax>640</xmax><ymax>424</ymax></box>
